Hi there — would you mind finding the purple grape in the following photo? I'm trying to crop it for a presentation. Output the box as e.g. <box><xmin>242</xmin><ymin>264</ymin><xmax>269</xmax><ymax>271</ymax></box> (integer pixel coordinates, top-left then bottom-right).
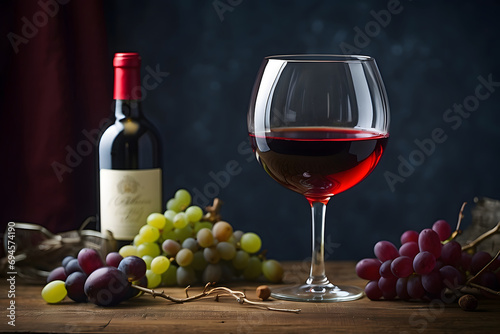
<box><xmin>65</xmin><ymin>272</ymin><xmax>88</xmax><ymax>303</ymax></box>
<box><xmin>471</xmin><ymin>251</ymin><xmax>493</xmax><ymax>274</ymax></box>
<box><xmin>440</xmin><ymin>265</ymin><xmax>464</xmax><ymax>290</ymax></box>
<box><xmin>399</xmin><ymin>241</ymin><xmax>419</xmax><ymax>259</ymax></box>
<box><xmin>396</xmin><ymin>277</ymin><xmax>410</xmax><ymax>300</ymax></box>
<box><xmin>407</xmin><ymin>275</ymin><xmax>425</xmax><ymax>299</ymax></box>
<box><xmin>374</xmin><ymin>241</ymin><xmax>399</xmax><ymax>262</ymax></box>
<box><xmin>65</xmin><ymin>259</ymin><xmax>84</xmax><ymax>276</ymax></box>
<box><xmin>84</xmin><ymin>267</ymin><xmax>130</xmax><ymax>306</ymax></box>
<box><xmin>413</xmin><ymin>251</ymin><xmax>436</xmax><ymax>275</ymax></box>
<box><xmin>355</xmin><ymin>258</ymin><xmax>381</xmax><ymax>281</ymax></box>
<box><xmin>365</xmin><ymin>280</ymin><xmax>383</xmax><ymax>300</ymax></box>
<box><xmin>378</xmin><ymin>276</ymin><xmax>397</xmax><ymax>300</ymax></box>
<box><xmin>118</xmin><ymin>256</ymin><xmax>147</xmax><ymax>282</ymax></box>
<box><xmin>391</xmin><ymin>256</ymin><xmax>414</xmax><ymax>278</ymax></box>
<box><xmin>478</xmin><ymin>271</ymin><xmax>500</xmax><ymax>291</ymax></box>
<box><xmin>379</xmin><ymin>260</ymin><xmax>395</xmax><ymax>278</ymax></box>
<box><xmin>461</xmin><ymin>251</ymin><xmax>472</xmax><ymax>271</ymax></box>
<box><xmin>440</xmin><ymin>241</ymin><xmax>462</xmax><ymax>267</ymax></box>
<box><xmin>400</xmin><ymin>230</ymin><xmax>419</xmax><ymax>245</ymax></box>
<box><xmin>162</xmin><ymin>239</ymin><xmax>181</xmax><ymax>256</ymax></box>
<box><xmin>421</xmin><ymin>270</ymin><xmax>443</xmax><ymax>294</ymax></box>
<box><xmin>47</xmin><ymin>266</ymin><xmax>67</xmax><ymax>283</ymax></box>
<box><xmin>78</xmin><ymin>248</ymin><xmax>104</xmax><ymax>275</ymax></box>
<box><xmin>106</xmin><ymin>252</ymin><xmax>123</xmax><ymax>268</ymax></box>
<box><xmin>418</xmin><ymin>229</ymin><xmax>442</xmax><ymax>258</ymax></box>
<box><xmin>62</xmin><ymin>256</ymin><xmax>75</xmax><ymax>268</ymax></box>
<box><xmin>489</xmin><ymin>257</ymin><xmax>500</xmax><ymax>271</ymax></box>
<box><xmin>432</xmin><ymin>219</ymin><xmax>452</xmax><ymax>241</ymax></box>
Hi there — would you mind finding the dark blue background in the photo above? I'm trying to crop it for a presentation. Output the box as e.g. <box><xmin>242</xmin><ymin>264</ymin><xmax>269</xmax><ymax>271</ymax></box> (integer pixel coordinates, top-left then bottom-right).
<box><xmin>103</xmin><ymin>0</ymin><xmax>500</xmax><ymax>261</ymax></box>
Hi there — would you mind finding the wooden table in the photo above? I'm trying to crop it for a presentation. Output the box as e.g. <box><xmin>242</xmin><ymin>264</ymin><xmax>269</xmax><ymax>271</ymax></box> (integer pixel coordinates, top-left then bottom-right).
<box><xmin>1</xmin><ymin>262</ymin><xmax>499</xmax><ymax>333</ymax></box>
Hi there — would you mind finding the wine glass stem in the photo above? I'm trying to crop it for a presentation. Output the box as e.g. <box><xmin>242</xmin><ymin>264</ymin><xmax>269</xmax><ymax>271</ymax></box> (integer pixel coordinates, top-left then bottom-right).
<box><xmin>306</xmin><ymin>200</ymin><xmax>331</xmax><ymax>286</ymax></box>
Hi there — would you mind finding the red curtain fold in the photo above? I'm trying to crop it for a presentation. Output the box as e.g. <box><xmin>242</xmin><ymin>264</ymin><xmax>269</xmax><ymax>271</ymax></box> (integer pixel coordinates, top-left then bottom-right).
<box><xmin>0</xmin><ymin>0</ymin><xmax>111</xmax><ymax>234</ymax></box>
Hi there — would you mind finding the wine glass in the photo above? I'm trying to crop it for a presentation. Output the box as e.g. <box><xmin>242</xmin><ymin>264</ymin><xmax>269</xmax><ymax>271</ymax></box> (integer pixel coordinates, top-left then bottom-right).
<box><xmin>247</xmin><ymin>55</ymin><xmax>390</xmax><ymax>302</ymax></box>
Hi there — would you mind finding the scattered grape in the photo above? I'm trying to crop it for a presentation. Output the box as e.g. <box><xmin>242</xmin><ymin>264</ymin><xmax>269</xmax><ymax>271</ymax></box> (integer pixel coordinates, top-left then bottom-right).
<box><xmin>42</xmin><ymin>280</ymin><xmax>67</xmax><ymax>304</ymax></box>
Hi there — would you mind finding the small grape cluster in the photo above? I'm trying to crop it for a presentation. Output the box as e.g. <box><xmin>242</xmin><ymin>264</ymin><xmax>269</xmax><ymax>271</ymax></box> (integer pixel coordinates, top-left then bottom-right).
<box><xmin>356</xmin><ymin>218</ymin><xmax>500</xmax><ymax>302</ymax></box>
<box><xmin>42</xmin><ymin>248</ymin><xmax>147</xmax><ymax>306</ymax></box>
<box><xmin>117</xmin><ymin>189</ymin><xmax>284</xmax><ymax>288</ymax></box>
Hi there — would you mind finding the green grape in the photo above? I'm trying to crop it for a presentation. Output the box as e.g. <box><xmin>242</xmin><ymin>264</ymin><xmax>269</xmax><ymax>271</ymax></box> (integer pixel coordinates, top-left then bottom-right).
<box><xmin>240</xmin><ymin>232</ymin><xmax>262</xmax><ymax>254</ymax></box>
<box><xmin>192</xmin><ymin>250</ymin><xmax>208</xmax><ymax>271</ymax></box>
<box><xmin>175</xmin><ymin>189</ymin><xmax>192</xmax><ymax>210</ymax></box>
<box><xmin>163</xmin><ymin>210</ymin><xmax>176</xmax><ymax>230</ymax></box>
<box><xmin>194</xmin><ymin>221</ymin><xmax>213</xmax><ymax>234</ymax></box>
<box><xmin>139</xmin><ymin>225</ymin><xmax>160</xmax><ymax>243</ymax></box>
<box><xmin>142</xmin><ymin>255</ymin><xmax>154</xmax><ymax>269</ymax></box>
<box><xmin>146</xmin><ymin>269</ymin><xmax>161</xmax><ymax>288</ymax></box>
<box><xmin>216</xmin><ymin>241</ymin><xmax>236</xmax><ymax>261</ymax></box>
<box><xmin>166</xmin><ymin>198</ymin><xmax>183</xmax><ymax>212</ymax></box>
<box><xmin>203</xmin><ymin>247</ymin><xmax>221</xmax><ymax>264</ymax></box>
<box><xmin>185</xmin><ymin>206</ymin><xmax>203</xmax><ymax>223</ymax></box>
<box><xmin>176</xmin><ymin>248</ymin><xmax>194</xmax><ymax>267</ymax></box>
<box><xmin>197</xmin><ymin>228</ymin><xmax>214</xmax><ymax>248</ymax></box>
<box><xmin>173</xmin><ymin>212</ymin><xmax>189</xmax><ymax>229</ymax></box>
<box><xmin>202</xmin><ymin>263</ymin><xmax>222</xmax><ymax>283</ymax></box>
<box><xmin>162</xmin><ymin>228</ymin><xmax>176</xmax><ymax>241</ymax></box>
<box><xmin>119</xmin><ymin>245</ymin><xmax>138</xmax><ymax>258</ymax></box>
<box><xmin>174</xmin><ymin>225</ymin><xmax>193</xmax><ymax>243</ymax></box>
<box><xmin>147</xmin><ymin>212</ymin><xmax>167</xmax><ymax>230</ymax></box>
<box><xmin>137</xmin><ymin>242</ymin><xmax>161</xmax><ymax>258</ymax></box>
<box><xmin>133</xmin><ymin>234</ymin><xmax>146</xmax><ymax>246</ymax></box>
<box><xmin>243</xmin><ymin>256</ymin><xmax>262</xmax><ymax>280</ymax></box>
<box><xmin>151</xmin><ymin>255</ymin><xmax>170</xmax><ymax>275</ymax></box>
<box><xmin>161</xmin><ymin>264</ymin><xmax>178</xmax><ymax>286</ymax></box>
<box><xmin>177</xmin><ymin>266</ymin><xmax>196</xmax><ymax>286</ymax></box>
<box><xmin>212</xmin><ymin>221</ymin><xmax>233</xmax><ymax>242</ymax></box>
<box><xmin>262</xmin><ymin>259</ymin><xmax>284</xmax><ymax>283</ymax></box>
<box><xmin>41</xmin><ymin>280</ymin><xmax>67</xmax><ymax>304</ymax></box>
<box><xmin>232</xmin><ymin>250</ymin><xmax>250</xmax><ymax>270</ymax></box>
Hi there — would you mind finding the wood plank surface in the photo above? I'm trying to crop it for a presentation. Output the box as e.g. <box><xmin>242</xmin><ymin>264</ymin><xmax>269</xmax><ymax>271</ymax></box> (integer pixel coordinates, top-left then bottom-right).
<box><xmin>1</xmin><ymin>262</ymin><xmax>499</xmax><ymax>333</ymax></box>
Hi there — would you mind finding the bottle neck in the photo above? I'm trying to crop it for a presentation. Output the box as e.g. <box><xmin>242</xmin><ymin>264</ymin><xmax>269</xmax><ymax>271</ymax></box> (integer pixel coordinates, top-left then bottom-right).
<box><xmin>114</xmin><ymin>99</ymin><xmax>142</xmax><ymax>120</ymax></box>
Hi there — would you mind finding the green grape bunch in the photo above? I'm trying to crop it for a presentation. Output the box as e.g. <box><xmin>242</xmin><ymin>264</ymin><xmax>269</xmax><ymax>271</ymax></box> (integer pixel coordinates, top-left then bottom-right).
<box><xmin>118</xmin><ymin>189</ymin><xmax>284</xmax><ymax>289</ymax></box>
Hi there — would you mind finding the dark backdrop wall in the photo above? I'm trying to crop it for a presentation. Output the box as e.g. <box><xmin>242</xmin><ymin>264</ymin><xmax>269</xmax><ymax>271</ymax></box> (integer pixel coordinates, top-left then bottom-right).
<box><xmin>2</xmin><ymin>0</ymin><xmax>499</xmax><ymax>262</ymax></box>
<box><xmin>102</xmin><ymin>0</ymin><xmax>500</xmax><ymax>261</ymax></box>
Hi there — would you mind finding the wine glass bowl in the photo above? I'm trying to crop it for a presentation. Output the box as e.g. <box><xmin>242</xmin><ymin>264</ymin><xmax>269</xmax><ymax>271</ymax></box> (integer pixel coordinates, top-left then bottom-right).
<box><xmin>248</xmin><ymin>55</ymin><xmax>390</xmax><ymax>302</ymax></box>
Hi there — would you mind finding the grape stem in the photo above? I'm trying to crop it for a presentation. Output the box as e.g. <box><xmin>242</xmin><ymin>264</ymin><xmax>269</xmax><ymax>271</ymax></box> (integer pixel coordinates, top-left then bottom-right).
<box><xmin>203</xmin><ymin>198</ymin><xmax>223</xmax><ymax>223</ymax></box>
<box><xmin>450</xmin><ymin>202</ymin><xmax>467</xmax><ymax>241</ymax></box>
<box><xmin>131</xmin><ymin>282</ymin><xmax>301</xmax><ymax>313</ymax></box>
<box><xmin>461</xmin><ymin>221</ymin><xmax>500</xmax><ymax>252</ymax></box>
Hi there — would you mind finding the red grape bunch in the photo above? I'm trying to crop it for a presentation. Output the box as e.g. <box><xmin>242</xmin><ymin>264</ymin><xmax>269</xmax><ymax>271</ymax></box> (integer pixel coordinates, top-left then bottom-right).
<box><xmin>356</xmin><ymin>218</ymin><xmax>500</xmax><ymax>302</ymax></box>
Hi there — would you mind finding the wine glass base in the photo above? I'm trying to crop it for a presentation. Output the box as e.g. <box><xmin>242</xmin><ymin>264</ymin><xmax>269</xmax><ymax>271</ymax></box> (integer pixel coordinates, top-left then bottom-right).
<box><xmin>271</xmin><ymin>283</ymin><xmax>364</xmax><ymax>302</ymax></box>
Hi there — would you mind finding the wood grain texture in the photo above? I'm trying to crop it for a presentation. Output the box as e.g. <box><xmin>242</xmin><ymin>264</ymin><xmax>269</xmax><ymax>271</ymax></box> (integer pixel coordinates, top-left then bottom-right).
<box><xmin>1</xmin><ymin>262</ymin><xmax>499</xmax><ymax>333</ymax></box>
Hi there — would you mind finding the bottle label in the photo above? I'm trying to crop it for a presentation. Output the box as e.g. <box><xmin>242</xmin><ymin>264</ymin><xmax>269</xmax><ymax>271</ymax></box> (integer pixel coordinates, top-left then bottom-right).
<box><xmin>100</xmin><ymin>168</ymin><xmax>161</xmax><ymax>240</ymax></box>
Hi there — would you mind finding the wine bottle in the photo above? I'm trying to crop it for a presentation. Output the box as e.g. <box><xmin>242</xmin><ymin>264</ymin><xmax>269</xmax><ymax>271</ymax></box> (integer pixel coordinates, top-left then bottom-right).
<box><xmin>98</xmin><ymin>52</ymin><xmax>162</xmax><ymax>245</ymax></box>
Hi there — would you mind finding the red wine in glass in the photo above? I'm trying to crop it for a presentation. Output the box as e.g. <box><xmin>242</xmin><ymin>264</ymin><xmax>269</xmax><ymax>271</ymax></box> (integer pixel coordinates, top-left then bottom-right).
<box><xmin>250</xmin><ymin>127</ymin><xmax>388</xmax><ymax>203</ymax></box>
